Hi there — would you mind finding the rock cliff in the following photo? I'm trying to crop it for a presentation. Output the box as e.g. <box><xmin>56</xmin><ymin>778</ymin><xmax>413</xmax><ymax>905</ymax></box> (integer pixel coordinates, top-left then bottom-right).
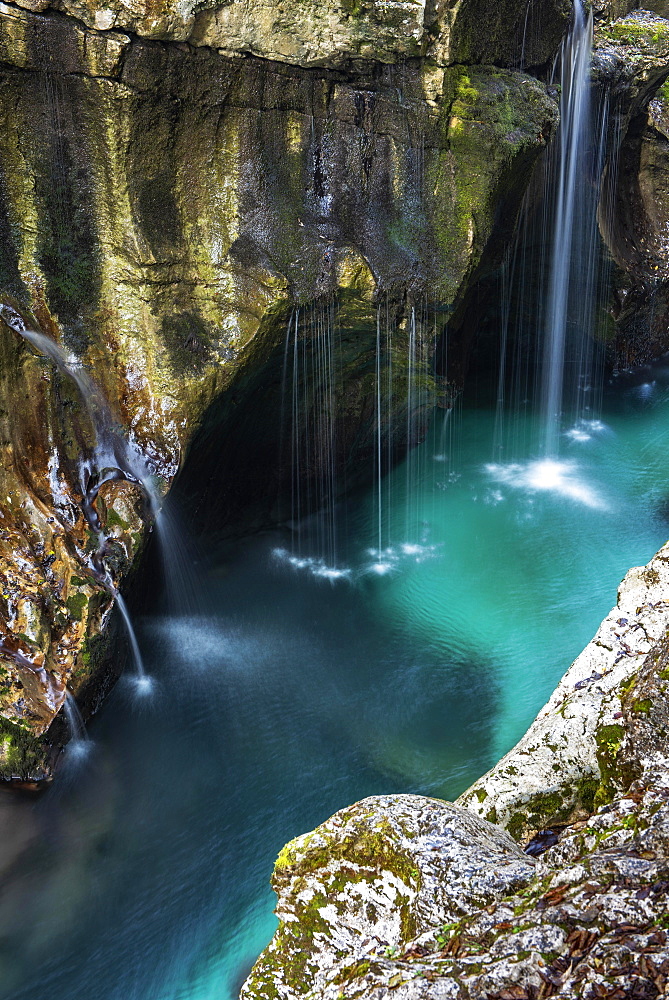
<box><xmin>0</xmin><ymin>0</ymin><xmax>560</xmax><ymax>772</ymax></box>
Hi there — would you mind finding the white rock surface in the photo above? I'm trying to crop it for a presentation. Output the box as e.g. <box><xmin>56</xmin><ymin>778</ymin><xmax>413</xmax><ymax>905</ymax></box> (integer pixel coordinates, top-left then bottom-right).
<box><xmin>242</xmin><ymin>794</ymin><xmax>535</xmax><ymax>1000</ymax></box>
<box><xmin>458</xmin><ymin>540</ymin><xmax>669</xmax><ymax>835</ymax></box>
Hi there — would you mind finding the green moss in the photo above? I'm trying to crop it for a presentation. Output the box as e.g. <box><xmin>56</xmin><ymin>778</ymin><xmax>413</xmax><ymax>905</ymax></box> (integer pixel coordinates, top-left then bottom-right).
<box><xmin>66</xmin><ymin>591</ymin><xmax>88</xmax><ymax>621</ymax></box>
<box><xmin>0</xmin><ymin>716</ymin><xmax>49</xmax><ymax>780</ymax></box>
<box><xmin>105</xmin><ymin>508</ymin><xmax>130</xmax><ymax>531</ymax></box>
<box><xmin>135</xmin><ymin>171</ymin><xmax>183</xmax><ymax>255</ymax></box>
<box><xmin>161</xmin><ymin>311</ymin><xmax>215</xmax><ymax>376</ymax></box>
<box><xmin>0</xmin><ymin>166</ymin><xmax>24</xmax><ymax>297</ymax></box>
<box><xmin>601</xmin><ymin>19</ymin><xmax>669</xmax><ymax>44</ymax></box>
<box><xmin>340</xmin><ymin>0</ymin><xmax>364</xmax><ymax>16</ymax></box>
<box><xmin>456</xmin><ymin>74</ymin><xmax>479</xmax><ymax>103</ymax></box>
<box><xmin>632</xmin><ymin>698</ymin><xmax>653</xmax><ymax>715</ymax></box>
<box><xmin>276</xmin><ymin>819</ymin><xmax>421</xmax><ymax>901</ymax></box>
<box><xmin>507</xmin><ymin>812</ymin><xmax>526</xmax><ymax>841</ymax></box>
<box><xmin>525</xmin><ymin>790</ymin><xmax>570</xmax><ymax>829</ymax></box>
<box><xmin>30</xmin><ymin>88</ymin><xmax>102</xmax><ymax>326</ymax></box>
<box><xmin>270</xmin><ymin>814</ymin><xmax>423</xmax><ymax>989</ymax></box>
<box><xmin>577</xmin><ymin>775</ymin><xmax>599</xmax><ymax>813</ymax></box>
<box><xmin>333</xmin><ymin>959</ymin><xmax>371</xmax><ymax>983</ymax></box>
<box><xmin>485</xmin><ymin>806</ymin><xmax>498</xmax><ymax>824</ymax></box>
<box><xmin>475</xmin><ymin>787</ymin><xmax>488</xmax><ymax>803</ymax></box>
<box><xmin>594</xmin><ymin>723</ymin><xmax>625</xmax><ymax>806</ymax></box>
<box><xmin>619</xmin><ymin>671</ymin><xmax>638</xmax><ymax>695</ymax></box>
<box><xmin>77</xmin><ymin>633</ymin><xmax>105</xmax><ymax>677</ymax></box>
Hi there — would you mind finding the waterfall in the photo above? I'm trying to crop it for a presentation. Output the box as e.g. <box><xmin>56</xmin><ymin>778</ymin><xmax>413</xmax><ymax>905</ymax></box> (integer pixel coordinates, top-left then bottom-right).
<box><xmin>63</xmin><ymin>691</ymin><xmax>91</xmax><ymax>757</ymax></box>
<box><xmin>116</xmin><ymin>594</ymin><xmax>153</xmax><ymax>693</ymax></box>
<box><xmin>375</xmin><ymin>308</ymin><xmax>383</xmax><ymax>556</ymax></box>
<box><xmin>541</xmin><ymin>0</ymin><xmax>593</xmax><ymax>456</ymax></box>
<box><xmin>279</xmin><ymin>300</ymin><xmax>343</xmax><ymax>575</ymax></box>
<box><xmin>0</xmin><ymin>304</ymin><xmax>155</xmax><ymax>689</ymax></box>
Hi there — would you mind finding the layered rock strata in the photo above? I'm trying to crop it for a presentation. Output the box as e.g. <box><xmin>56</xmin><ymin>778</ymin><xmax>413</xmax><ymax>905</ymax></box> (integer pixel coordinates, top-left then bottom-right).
<box><xmin>4</xmin><ymin>0</ymin><xmax>571</xmax><ymax>70</ymax></box>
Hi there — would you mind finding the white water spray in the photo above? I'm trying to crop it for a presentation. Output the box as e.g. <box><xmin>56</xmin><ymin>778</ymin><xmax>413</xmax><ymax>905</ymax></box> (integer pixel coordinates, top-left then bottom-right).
<box><xmin>116</xmin><ymin>593</ymin><xmax>153</xmax><ymax>693</ymax></box>
<box><xmin>63</xmin><ymin>691</ymin><xmax>91</xmax><ymax>757</ymax></box>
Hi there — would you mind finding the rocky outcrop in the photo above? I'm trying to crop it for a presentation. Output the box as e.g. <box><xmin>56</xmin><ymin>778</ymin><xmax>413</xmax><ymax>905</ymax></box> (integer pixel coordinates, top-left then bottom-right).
<box><xmin>241</xmin><ymin>544</ymin><xmax>669</xmax><ymax>1000</ymax></box>
<box><xmin>242</xmin><ymin>781</ymin><xmax>669</xmax><ymax>999</ymax></box>
<box><xmin>592</xmin><ymin>11</ymin><xmax>669</xmax><ymax>365</ymax></box>
<box><xmin>242</xmin><ymin>794</ymin><xmax>536</xmax><ymax>1000</ymax></box>
<box><xmin>458</xmin><ymin>541</ymin><xmax>669</xmax><ymax>843</ymax></box>
<box><xmin>4</xmin><ymin>0</ymin><xmax>571</xmax><ymax>70</ymax></box>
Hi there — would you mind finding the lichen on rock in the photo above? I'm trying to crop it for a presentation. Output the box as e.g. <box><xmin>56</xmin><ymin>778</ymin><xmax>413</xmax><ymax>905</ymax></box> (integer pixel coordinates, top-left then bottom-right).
<box><xmin>242</xmin><ymin>794</ymin><xmax>535</xmax><ymax>1000</ymax></box>
<box><xmin>458</xmin><ymin>541</ymin><xmax>669</xmax><ymax>842</ymax></box>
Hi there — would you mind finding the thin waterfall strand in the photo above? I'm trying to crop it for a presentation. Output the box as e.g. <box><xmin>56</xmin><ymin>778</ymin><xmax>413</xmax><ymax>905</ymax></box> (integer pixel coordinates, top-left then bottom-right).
<box><xmin>542</xmin><ymin>0</ymin><xmax>593</xmax><ymax>456</ymax></box>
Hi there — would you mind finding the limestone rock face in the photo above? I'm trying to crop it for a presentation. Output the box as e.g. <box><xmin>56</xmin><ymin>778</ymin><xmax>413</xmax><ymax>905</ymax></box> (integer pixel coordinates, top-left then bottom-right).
<box><xmin>593</xmin><ymin>12</ymin><xmax>669</xmax><ymax>366</ymax></box>
<box><xmin>458</xmin><ymin>542</ymin><xmax>669</xmax><ymax>842</ymax></box>
<box><xmin>611</xmin><ymin>87</ymin><xmax>669</xmax><ymax>365</ymax></box>
<box><xmin>0</xmin><ymin>3</ymin><xmax>558</xmax><ymax>767</ymax></box>
<box><xmin>594</xmin><ymin>10</ymin><xmax>669</xmax><ymax>115</ymax></box>
<box><xmin>6</xmin><ymin>0</ymin><xmax>571</xmax><ymax>70</ymax></box>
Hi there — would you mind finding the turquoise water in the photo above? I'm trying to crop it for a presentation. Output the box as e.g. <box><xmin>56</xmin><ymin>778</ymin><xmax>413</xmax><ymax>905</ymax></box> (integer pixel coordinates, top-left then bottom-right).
<box><xmin>1</xmin><ymin>364</ymin><xmax>669</xmax><ymax>999</ymax></box>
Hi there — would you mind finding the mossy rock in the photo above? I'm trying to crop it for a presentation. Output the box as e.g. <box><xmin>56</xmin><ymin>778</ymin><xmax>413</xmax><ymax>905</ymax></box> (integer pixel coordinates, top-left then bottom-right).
<box><xmin>0</xmin><ymin>716</ymin><xmax>50</xmax><ymax>780</ymax></box>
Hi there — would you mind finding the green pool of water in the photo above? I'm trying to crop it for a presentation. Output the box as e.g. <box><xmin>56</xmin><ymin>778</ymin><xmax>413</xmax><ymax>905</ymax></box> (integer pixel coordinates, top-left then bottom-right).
<box><xmin>0</xmin><ymin>364</ymin><xmax>668</xmax><ymax>1000</ymax></box>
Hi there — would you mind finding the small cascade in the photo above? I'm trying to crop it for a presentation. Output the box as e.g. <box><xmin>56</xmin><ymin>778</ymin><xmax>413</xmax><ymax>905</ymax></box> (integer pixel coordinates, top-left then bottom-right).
<box><xmin>1</xmin><ymin>307</ymin><xmax>156</xmax><ymax>498</ymax></box>
<box><xmin>0</xmin><ymin>303</ymin><xmax>156</xmax><ymax>690</ymax></box>
<box><xmin>541</xmin><ymin>0</ymin><xmax>594</xmax><ymax>456</ymax></box>
<box><xmin>116</xmin><ymin>593</ymin><xmax>153</xmax><ymax>693</ymax></box>
<box><xmin>368</xmin><ymin>301</ymin><xmax>393</xmax><ymax>574</ymax></box>
<box><xmin>62</xmin><ymin>691</ymin><xmax>91</xmax><ymax>758</ymax></box>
